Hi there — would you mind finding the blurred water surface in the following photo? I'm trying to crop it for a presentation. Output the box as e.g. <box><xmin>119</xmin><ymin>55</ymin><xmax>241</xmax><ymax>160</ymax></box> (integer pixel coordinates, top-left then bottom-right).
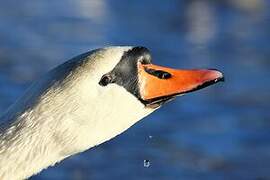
<box><xmin>0</xmin><ymin>0</ymin><xmax>270</xmax><ymax>179</ymax></box>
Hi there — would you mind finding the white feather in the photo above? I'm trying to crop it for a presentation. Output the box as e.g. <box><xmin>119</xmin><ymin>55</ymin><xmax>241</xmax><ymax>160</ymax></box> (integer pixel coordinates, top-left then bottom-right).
<box><xmin>0</xmin><ymin>47</ymin><xmax>156</xmax><ymax>180</ymax></box>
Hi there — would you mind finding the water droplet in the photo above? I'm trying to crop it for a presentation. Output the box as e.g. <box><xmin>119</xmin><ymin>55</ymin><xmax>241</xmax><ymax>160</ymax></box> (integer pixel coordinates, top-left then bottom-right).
<box><xmin>149</xmin><ymin>135</ymin><xmax>153</xmax><ymax>139</ymax></box>
<box><xmin>144</xmin><ymin>159</ymin><xmax>150</xmax><ymax>168</ymax></box>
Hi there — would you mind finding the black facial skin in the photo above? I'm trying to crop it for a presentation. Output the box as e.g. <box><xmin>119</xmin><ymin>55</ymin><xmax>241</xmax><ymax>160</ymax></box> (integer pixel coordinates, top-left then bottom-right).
<box><xmin>99</xmin><ymin>47</ymin><xmax>151</xmax><ymax>101</ymax></box>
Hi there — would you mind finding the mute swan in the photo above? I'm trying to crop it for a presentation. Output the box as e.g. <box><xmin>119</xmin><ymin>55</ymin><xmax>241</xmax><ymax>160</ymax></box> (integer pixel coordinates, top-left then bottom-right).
<box><xmin>0</xmin><ymin>46</ymin><xmax>224</xmax><ymax>179</ymax></box>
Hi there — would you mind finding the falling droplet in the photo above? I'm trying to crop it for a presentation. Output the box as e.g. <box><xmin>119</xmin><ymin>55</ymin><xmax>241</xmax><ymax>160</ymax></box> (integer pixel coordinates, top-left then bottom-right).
<box><xmin>144</xmin><ymin>159</ymin><xmax>150</xmax><ymax>168</ymax></box>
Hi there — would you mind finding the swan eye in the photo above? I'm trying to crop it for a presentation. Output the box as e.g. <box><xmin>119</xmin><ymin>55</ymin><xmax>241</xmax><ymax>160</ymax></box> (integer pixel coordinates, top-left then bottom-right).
<box><xmin>99</xmin><ymin>75</ymin><xmax>113</xmax><ymax>86</ymax></box>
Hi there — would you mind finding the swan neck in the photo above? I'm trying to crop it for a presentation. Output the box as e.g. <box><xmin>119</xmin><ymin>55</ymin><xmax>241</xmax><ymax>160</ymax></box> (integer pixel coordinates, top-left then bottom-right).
<box><xmin>0</xmin><ymin>114</ymin><xmax>63</xmax><ymax>180</ymax></box>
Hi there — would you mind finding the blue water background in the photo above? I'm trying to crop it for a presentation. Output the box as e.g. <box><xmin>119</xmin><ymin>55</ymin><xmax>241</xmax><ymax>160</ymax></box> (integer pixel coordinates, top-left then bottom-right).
<box><xmin>0</xmin><ymin>0</ymin><xmax>270</xmax><ymax>179</ymax></box>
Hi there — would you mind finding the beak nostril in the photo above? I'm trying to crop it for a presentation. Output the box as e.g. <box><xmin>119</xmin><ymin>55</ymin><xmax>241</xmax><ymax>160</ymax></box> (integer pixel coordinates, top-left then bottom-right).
<box><xmin>144</xmin><ymin>68</ymin><xmax>171</xmax><ymax>79</ymax></box>
<box><xmin>160</xmin><ymin>71</ymin><xmax>171</xmax><ymax>79</ymax></box>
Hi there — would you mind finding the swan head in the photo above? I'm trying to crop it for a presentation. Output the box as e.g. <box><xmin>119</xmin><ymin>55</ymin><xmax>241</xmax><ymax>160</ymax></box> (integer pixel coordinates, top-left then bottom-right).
<box><xmin>36</xmin><ymin>46</ymin><xmax>223</xmax><ymax>155</ymax></box>
<box><xmin>76</xmin><ymin>46</ymin><xmax>224</xmax><ymax>109</ymax></box>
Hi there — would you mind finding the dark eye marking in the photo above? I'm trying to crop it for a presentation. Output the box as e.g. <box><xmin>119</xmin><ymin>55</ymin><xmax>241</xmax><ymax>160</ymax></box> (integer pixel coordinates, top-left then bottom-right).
<box><xmin>99</xmin><ymin>74</ymin><xmax>114</xmax><ymax>86</ymax></box>
<box><xmin>144</xmin><ymin>68</ymin><xmax>172</xmax><ymax>79</ymax></box>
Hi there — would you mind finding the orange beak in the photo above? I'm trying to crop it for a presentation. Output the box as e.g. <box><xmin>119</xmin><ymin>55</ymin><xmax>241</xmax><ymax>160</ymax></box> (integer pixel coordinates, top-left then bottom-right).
<box><xmin>138</xmin><ymin>63</ymin><xmax>224</xmax><ymax>102</ymax></box>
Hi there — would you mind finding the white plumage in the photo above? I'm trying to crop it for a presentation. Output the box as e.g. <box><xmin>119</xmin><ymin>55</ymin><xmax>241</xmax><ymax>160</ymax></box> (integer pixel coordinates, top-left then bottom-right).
<box><xmin>0</xmin><ymin>47</ymin><xmax>155</xmax><ymax>179</ymax></box>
